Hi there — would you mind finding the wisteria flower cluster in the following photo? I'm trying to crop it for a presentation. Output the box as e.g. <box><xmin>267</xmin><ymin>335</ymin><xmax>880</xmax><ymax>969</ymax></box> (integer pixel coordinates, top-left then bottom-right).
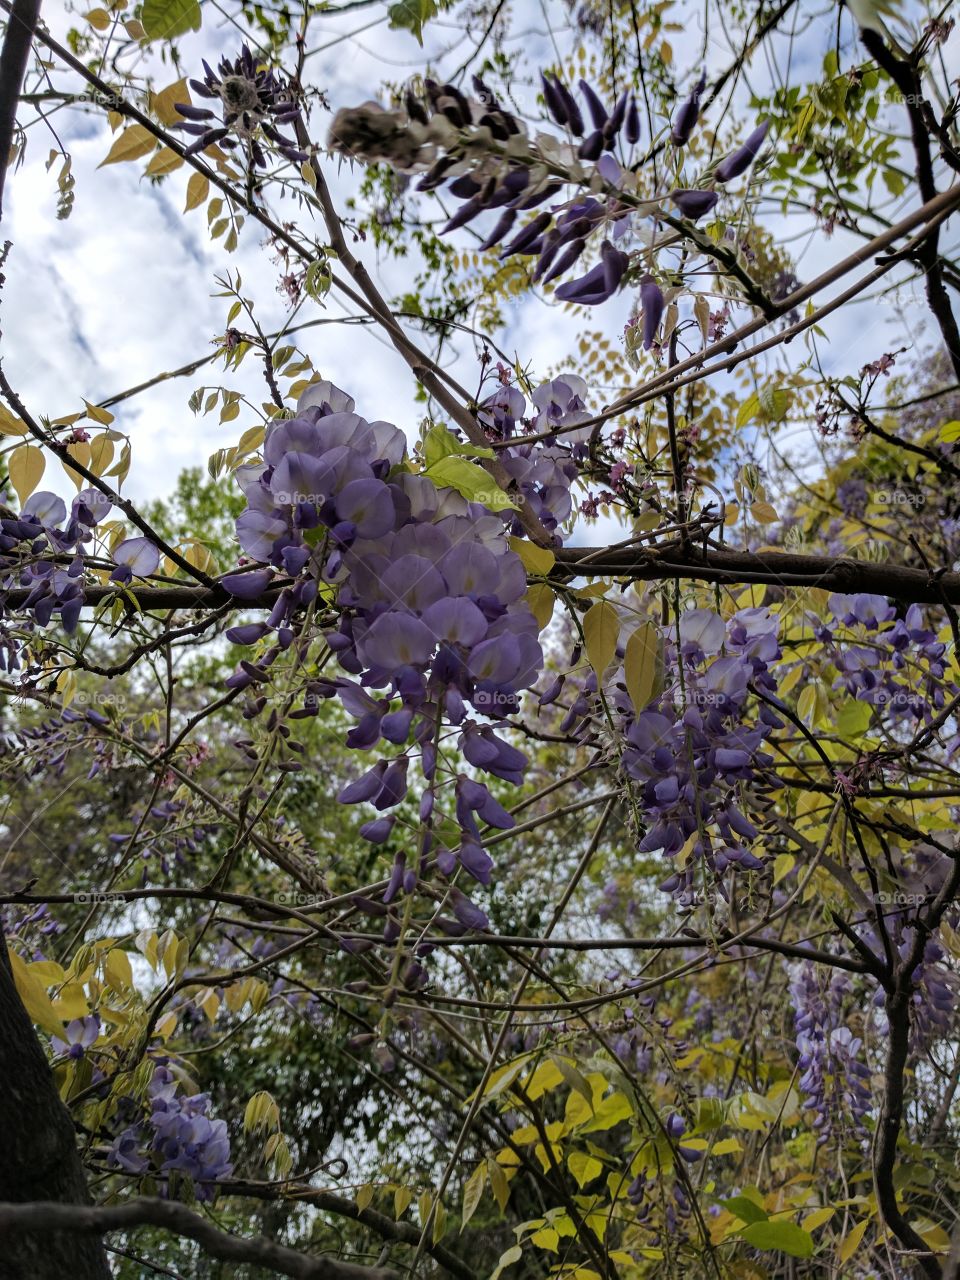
<box><xmin>815</xmin><ymin>593</ymin><xmax>947</xmax><ymax>723</ymax></box>
<box><xmin>225</xmin><ymin>378</ymin><xmax>553</xmax><ymax>924</ymax></box>
<box><xmin>328</xmin><ymin>69</ymin><xmax>770</xmax><ymax>308</ymax></box>
<box><xmin>0</xmin><ymin>487</ymin><xmax>157</xmax><ymax>635</ymax></box>
<box><xmin>173</xmin><ymin>45</ymin><xmax>306</xmax><ymax>167</ymax></box>
<box><xmin>790</xmin><ymin>962</ymin><xmax>872</xmax><ymax>1144</ymax></box>
<box><xmin>618</xmin><ymin>607</ymin><xmax>781</xmax><ymax>895</ymax></box>
<box><xmin>107</xmin><ymin>1064</ymin><xmax>233</xmax><ymax>1199</ymax></box>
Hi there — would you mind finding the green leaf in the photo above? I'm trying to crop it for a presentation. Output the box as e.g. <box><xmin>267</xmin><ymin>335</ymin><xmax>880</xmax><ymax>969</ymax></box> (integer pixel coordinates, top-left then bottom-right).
<box><xmin>426</xmin><ymin>456</ymin><xmax>515</xmax><ymax>510</ymax></box>
<box><xmin>550</xmin><ymin>1055</ymin><xmax>594</xmax><ymax>1111</ymax></box>
<box><xmin>740</xmin><ymin>1220</ymin><xmax>814</xmax><ymax>1258</ymax></box>
<box><xmin>836</xmin><ymin>698</ymin><xmax>872</xmax><ymax>736</ymax></box>
<box><xmin>424</xmin><ymin>423</ymin><xmax>493</xmax><ymax>467</ymax></box>
<box><xmin>141</xmin><ymin>0</ymin><xmax>201</xmax><ymax>39</ymax></box>
<box><xmin>387</xmin><ymin>0</ymin><xmax>438</xmax><ymax>44</ymax></box>
<box><xmin>583</xmin><ymin>600</ymin><xmax>619</xmax><ymax>676</ymax></box>
<box><xmin>719</xmin><ymin>1195</ymin><xmax>769</xmax><ymax>1225</ymax></box>
<box><xmin>939</xmin><ymin>420</ymin><xmax>960</xmax><ymax>444</ymax></box>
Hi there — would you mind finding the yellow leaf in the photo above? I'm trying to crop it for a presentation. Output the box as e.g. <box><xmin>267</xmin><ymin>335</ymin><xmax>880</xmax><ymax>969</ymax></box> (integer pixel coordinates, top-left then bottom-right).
<box><xmin>838</xmin><ymin>1219</ymin><xmax>869</xmax><ymax>1264</ymax></box>
<box><xmin>773</xmin><ymin>852</ymin><xmax>795</xmax><ymax>885</ymax></box>
<box><xmin>530</xmin><ymin>1228</ymin><xmax>559</xmax><ymax>1252</ymax></box>
<box><xmin>85</xmin><ymin>8</ymin><xmax>111</xmax><ymax>29</ymax></box>
<box><xmin>9</xmin><ymin>444</ymin><xmax>45</xmax><ymax>505</ymax></box>
<box><xmin>711</xmin><ymin>1137</ymin><xmax>743</xmax><ymax>1156</ymax></box>
<box><xmin>527</xmin><ymin>582</ymin><xmax>555</xmax><ymax>631</ymax></box>
<box><xmin>53</xmin><ymin>983</ymin><xmax>89</xmax><ymax>1020</ymax></box>
<box><xmin>0</xmin><ymin>403</ymin><xmax>26</xmax><ymax>436</ymax></box>
<box><xmin>100</xmin><ymin>125</ymin><xmax>156</xmax><ymax>166</ymax></box>
<box><xmin>508</xmin><ymin>536</ymin><xmax>555</xmax><ymax>577</ymax></box>
<box><xmin>568</xmin><ymin>1152</ymin><xmax>603</xmax><ymax>1187</ymax></box>
<box><xmin>144</xmin><ymin>146</ymin><xmax>184</xmax><ymax>176</ymax></box>
<box><xmin>583</xmin><ymin>599</ymin><xmax>618</xmax><ymax>676</ymax></box>
<box><xmin>623</xmin><ymin>621</ymin><xmax>659</xmax><ymax>712</ymax></box>
<box><xmin>89</xmin><ymin>434</ymin><xmax>115</xmax><ymax>475</ymax></box>
<box><xmin>803</xmin><ymin>1207</ymin><xmax>834</xmax><ymax>1231</ymax></box>
<box><xmin>8</xmin><ymin>947</ymin><xmax>63</xmax><ymax>1035</ymax></box>
<box><xmin>28</xmin><ymin>960</ymin><xmax>65</xmax><ymax>985</ymax></box>
<box><xmin>83</xmin><ymin>400</ymin><xmax>115</xmax><ymax>426</ymax></box>
<box><xmin>155</xmin><ymin>1011</ymin><xmax>177</xmax><ymax>1039</ymax></box>
<box><xmin>394</xmin><ymin>1185</ymin><xmax>413</xmax><ymax>1219</ymax></box>
<box><xmin>104</xmin><ymin>948</ymin><xmax>132</xmax><ymax>989</ymax></box>
<box><xmin>487</xmin><ymin>1156</ymin><xmax>510</xmax><ymax>1211</ymax></box>
<box><xmin>184</xmin><ymin>171</ymin><xmax>209</xmax><ymax>212</ymax></box>
<box><xmin>150</xmin><ymin>78</ymin><xmax>191</xmax><ymax>127</ymax></box>
<box><xmin>356</xmin><ymin>1183</ymin><xmax>374</xmax><ymax>1212</ymax></box>
<box><xmin>64</xmin><ymin>441</ymin><xmax>92</xmax><ymax>489</ymax></box>
<box><xmin>461</xmin><ymin>1162</ymin><xmax>486</xmax><ymax>1230</ymax></box>
<box><xmin>751</xmin><ymin>501</ymin><xmax>779</xmax><ymax>524</ymax></box>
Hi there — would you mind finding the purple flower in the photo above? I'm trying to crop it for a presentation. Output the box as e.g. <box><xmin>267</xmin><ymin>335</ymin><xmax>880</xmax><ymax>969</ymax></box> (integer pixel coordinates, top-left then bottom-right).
<box><xmin>639</xmin><ymin>274</ymin><xmax>664</xmax><ymax>350</ymax></box>
<box><xmin>671</xmin><ymin>71</ymin><xmax>706</xmax><ymax>146</ymax></box>
<box><xmin>715</xmin><ymin>121</ymin><xmax>770</xmax><ymax>183</ymax></box>
<box><xmin>670</xmin><ymin>188</ymin><xmax>719</xmax><ymax>220</ymax></box>
<box><xmin>555</xmin><ymin>240</ymin><xmax>628</xmax><ymax>305</ymax></box>
<box><xmin>52</xmin><ymin>1014</ymin><xmax>100</xmax><ymax>1060</ymax></box>
<box><xmin>221</xmin><ymin>568</ymin><xmax>274</xmax><ymax>599</ymax></box>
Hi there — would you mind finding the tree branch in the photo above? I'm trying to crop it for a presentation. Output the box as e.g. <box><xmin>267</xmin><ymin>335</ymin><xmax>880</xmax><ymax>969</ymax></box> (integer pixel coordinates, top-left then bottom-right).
<box><xmin>0</xmin><ymin>1198</ymin><xmax>398</xmax><ymax>1280</ymax></box>
<box><xmin>0</xmin><ymin>0</ymin><xmax>40</xmax><ymax>220</ymax></box>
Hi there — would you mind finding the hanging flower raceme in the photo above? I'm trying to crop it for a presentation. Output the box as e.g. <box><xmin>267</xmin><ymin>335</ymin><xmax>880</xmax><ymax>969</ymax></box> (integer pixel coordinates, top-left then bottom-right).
<box><xmin>812</xmin><ymin>593</ymin><xmax>947</xmax><ymax>724</ymax></box>
<box><xmin>614</xmin><ymin>607</ymin><xmax>782</xmax><ymax>897</ymax></box>
<box><xmin>0</xmin><ymin>483</ymin><xmax>160</xmax><ymax>638</ymax></box>
<box><xmin>107</xmin><ymin>1065</ymin><xmax>233</xmax><ymax>1199</ymax></box>
<box><xmin>790</xmin><ymin>962</ymin><xmax>872</xmax><ymax>1144</ymax></box>
<box><xmin>174</xmin><ymin>45</ymin><xmax>306</xmax><ymax>166</ymax></box>
<box><xmin>225</xmin><ymin>377</ymin><xmax>556</xmax><ymax>924</ymax></box>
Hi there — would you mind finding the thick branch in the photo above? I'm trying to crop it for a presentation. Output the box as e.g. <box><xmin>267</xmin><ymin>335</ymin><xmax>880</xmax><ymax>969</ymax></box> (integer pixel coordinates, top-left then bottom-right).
<box><xmin>0</xmin><ymin>1198</ymin><xmax>397</xmax><ymax>1280</ymax></box>
<box><xmin>0</xmin><ymin>0</ymin><xmax>40</xmax><ymax>220</ymax></box>
<box><xmin>0</xmin><ymin>924</ymin><xmax>111</xmax><ymax>1280</ymax></box>
<box><xmin>9</xmin><ymin>542</ymin><xmax>960</xmax><ymax>622</ymax></box>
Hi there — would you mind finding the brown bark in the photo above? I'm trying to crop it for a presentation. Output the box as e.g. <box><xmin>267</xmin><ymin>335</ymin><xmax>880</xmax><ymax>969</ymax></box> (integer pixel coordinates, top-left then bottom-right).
<box><xmin>0</xmin><ymin>929</ymin><xmax>111</xmax><ymax>1280</ymax></box>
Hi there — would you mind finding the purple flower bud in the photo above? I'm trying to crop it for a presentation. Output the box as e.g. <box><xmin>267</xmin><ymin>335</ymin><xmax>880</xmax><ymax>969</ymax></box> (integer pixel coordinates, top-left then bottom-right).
<box><xmin>226</xmin><ymin>622</ymin><xmax>270</xmax><ymax>646</ymax></box>
<box><xmin>671</xmin><ymin>71</ymin><xmax>706</xmax><ymax>146</ymax></box>
<box><xmin>541</xmin><ymin>72</ymin><xmax>569</xmax><ymax>127</ymax></box>
<box><xmin>478</xmin><ymin>207</ymin><xmax>518</xmax><ymax>251</ymax></box>
<box><xmin>541</xmin><ymin>237</ymin><xmax>587</xmax><ymax>285</ymax></box>
<box><xmin>670</xmin><ymin>188</ymin><xmax>719</xmax><ymax>220</ymax></box>
<box><xmin>715</xmin><ymin>121</ymin><xmax>770</xmax><ymax>183</ymax></box>
<box><xmin>222</xmin><ymin>568</ymin><xmax>274</xmax><ymax>600</ymax></box>
<box><xmin>449</xmin><ymin>888</ymin><xmax>488</xmax><ymax>931</ymax></box>
<box><xmin>640</xmin><ymin>274</ymin><xmax>664</xmax><ymax>349</ymax></box>
<box><xmin>578</xmin><ymin>129</ymin><xmax>604</xmax><ymax>161</ymax></box>
<box><xmin>579</xmin><ymin>79</ymin><xmax>608</xmax><ymax>130</ymax></box>
<box><xmin>500</xmin><ymin>211</ymin><xmax>553</xmax><ymax>258</ymax></box>
<box><xmin>555</xmin><ymin>240</ymin><xmax>628</xmax><ymax>306</ymax></box>
<box><xmin>441</xmin><ymin>195</ymin><xmax>485</xmax><ymax>235</ymax></box>
<box><xmin>625</xmin><ymin>95</ymin><xmax>640</xmax><ymax>144</ymax></box>
<box><xmin>552</xmin><ymin>77</ymin><xmax>584</xmax><ymax>135</ymax></box>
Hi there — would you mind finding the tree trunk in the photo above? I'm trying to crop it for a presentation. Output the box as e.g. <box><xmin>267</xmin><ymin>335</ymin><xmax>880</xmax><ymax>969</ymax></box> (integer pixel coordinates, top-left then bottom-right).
<box><xmin>0</xmin><ymin>933</ymin><xmax>111</xmax><ymax>1280</ymax></box>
